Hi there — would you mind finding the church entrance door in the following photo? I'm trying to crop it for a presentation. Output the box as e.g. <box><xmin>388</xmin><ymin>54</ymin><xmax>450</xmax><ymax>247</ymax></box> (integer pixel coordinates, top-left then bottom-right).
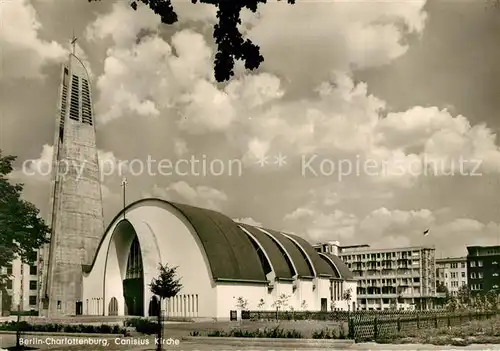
<box><xmin>108</xmin><ymin>297</ymin><xmax>118</xmax><ymax>316</ymax></box>
<box><xmin>123</xmin><ymin>236</ymin><xmax>144</xmax><ymax>316</ymax></box>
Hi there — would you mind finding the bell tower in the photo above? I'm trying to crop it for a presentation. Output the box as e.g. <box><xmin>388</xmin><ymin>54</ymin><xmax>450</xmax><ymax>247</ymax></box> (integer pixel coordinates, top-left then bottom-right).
<box><xmin>40</xmin><ymin>40</ymin><xmax>104</xmax><ymax>317</ymax></box>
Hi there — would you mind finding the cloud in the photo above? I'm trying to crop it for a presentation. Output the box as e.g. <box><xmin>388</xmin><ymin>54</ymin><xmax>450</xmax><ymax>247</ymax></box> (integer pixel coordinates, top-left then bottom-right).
<box><xmin>174</xmin><ymin>139</ymin><xmax>189</xmax><ymax>157</ymax></box>
<box><xmin>283</xmin><ymin>202</ymin><xmax>500</xmax><ymax>256</ymax></box>
<box><xmin>144</xmin><ymin>181</ymin><xmax>228</xmax><ymax>211</ymax></box>
<box><xmin>10</xmin><ymin>144</ymin><xmax>128</xmax><ymax>184</ymax></box>
<box><xmin>245</xmin><ymin>0</ymin><xmax>428</xmax><ymax>84</ymax></box>
<box><xmin>233</xmin><ymin>217</ymin><xmax>262</xmax><ymax>227</ymax></box>
<box><xmin>0</xmin><ymin>0</ymin><xmax>67</xmax><ymax>79</ymax></box>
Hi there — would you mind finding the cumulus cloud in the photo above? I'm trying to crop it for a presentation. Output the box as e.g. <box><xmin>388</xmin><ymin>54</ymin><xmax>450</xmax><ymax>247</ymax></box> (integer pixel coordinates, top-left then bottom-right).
<box><xmin>233</xmin><ymin>217</ymin><xmax>262</xmax><ymax>227</ymax></box>
<box><xmin>1</xmin><ymin>0</ymin><xmax>67</xmax><ymax>79</ymax></box>
<box><xmin>283</xmin><ymin>202</ymin><xmax>500</xmax><ymax>256</ymax></box>
<box><xmin>145</xmin><ymin>181</ymin><xmax>228</xmax><ymax>211</ymax></box>
<box><xmin>9</xmin><ymin>144</ymin><xmax>128</xmax><ymax>184</ymax></box>
<box><xmin>245</xmin><ymin>0</ymin><xmax>428</xmax><ymax>84</ymax></box>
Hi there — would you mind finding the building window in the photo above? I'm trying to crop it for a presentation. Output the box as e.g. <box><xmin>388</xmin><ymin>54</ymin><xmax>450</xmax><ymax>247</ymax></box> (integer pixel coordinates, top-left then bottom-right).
<box><xmin>461</xmin><ymin>262</ymin><xmax>466</xmax><ymax>268</ymax></box>
<box><xmin>451</xmin><ymin>272</ymin><xmax>457</xmax><ymax>279</ymax></box>
<box><xmin>451</xmin><ymin>263</ymin><xmax>458</xmax><ymax>269</ymax></box>
<box><xmin>6</xmin><ymin>280</ymin><xmax>12</xmax><ymax>289</ymax></box>
<box><xmin>478</xmin><ymin>272</ymin><xmax>483</xmax><ymax>279</ymax></box>
<box><xmin>471</xmin><ymin>284</ymin><xmax>482</xmax><ymax>291</ymax></box>
<box><xmin>461</xmin><ymin>272</ymin><xmax>465</xmax><ymax>278</ymax></box>
<box><xmin>471</xmin><ymin>272</ymin><xmax>476</xmax><ymax>279</ymax></box>
<box><xmin>478</xmin><ymin>261</ymin><xmax>483</xmax><ymax>267</ymax></box>
<box><xmin>29</xmin><ymin>280</ymin><xmax>37</xmax><ymax>290</ymax></box>
<box><xmin>29</xmin><ymin>296</ymin><xmax>37</xmax><ymax>306</ymax></box>
<box><xmin>125</xmin><ymin>237</ymin><xmax>143</xmax><ymax>280</ymax></box>
<box><xmin>29</xmin><ymin>266</ymin><xmax>37</xmax><ymax>275</ymax></box>
<box><xmin>6</xmin><ymin>265</ymin><xmax>12</xmax><ymax>275</ymax></box>
<box><xmin>470</xmin><ymin>261</ymin><xmax>476</xmax><ymax>267</ymax></box>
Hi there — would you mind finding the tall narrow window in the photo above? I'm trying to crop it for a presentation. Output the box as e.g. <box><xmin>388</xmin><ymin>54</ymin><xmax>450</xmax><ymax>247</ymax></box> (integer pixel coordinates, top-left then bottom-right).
<box><xmin>125</xmin><ymin>237</ymin><xmax>143</xmax><ymax>279</ymax></box>
<box><xmin>69</xmin><ymin>75</ymin><xmax>80</xmax><ymax>121</ymax></box>
<box><xmin>81</xmin><ymin>79</ymin><xmax>92</xmax><ymax>125</ymax></box>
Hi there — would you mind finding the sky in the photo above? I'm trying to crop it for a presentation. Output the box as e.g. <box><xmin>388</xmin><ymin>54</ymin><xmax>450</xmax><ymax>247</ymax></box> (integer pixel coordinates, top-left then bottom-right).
<box><xmin>1</xmin><ymin>0</ymin><xmax>500</xmax><ymax>257</ymax></box>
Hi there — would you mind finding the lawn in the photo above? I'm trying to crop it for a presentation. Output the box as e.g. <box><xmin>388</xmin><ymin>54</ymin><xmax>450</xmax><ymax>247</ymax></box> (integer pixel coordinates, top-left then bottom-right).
<box><xmin>163</xmin><ymin>319</ymin><xmax>346</xmax><ymax>339</ymax></box>
<box><xmin>376</xmin><ymin>314</ymin><xmax>500</xmax><ymax>346</ymax></box>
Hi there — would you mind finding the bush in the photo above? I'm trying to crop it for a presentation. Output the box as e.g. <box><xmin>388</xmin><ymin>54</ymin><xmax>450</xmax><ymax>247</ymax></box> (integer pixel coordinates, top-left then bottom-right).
<box><xmin>206</xmin><ymin>327</ymin><xmax>303</xmax><ymax>338</ymax></box>
<box><xmin>312</xmin><ymin>326</ymin><xmax>347</xmax><ymax>339</ymax></box>
<box><xmin>0</xmin><ymin>321</ymin><xmax>126</xmax><ymax>334</ymax></box>
<box><xmin>124</xmin><ymin>318</ymin><xmax>159</xmax><ymax>335</ymax></box>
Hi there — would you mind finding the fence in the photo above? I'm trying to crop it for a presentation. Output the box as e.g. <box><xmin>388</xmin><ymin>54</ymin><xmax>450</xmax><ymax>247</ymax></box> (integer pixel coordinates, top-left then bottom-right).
<box><xmin>247</xmin><ymin>309</ymin><xmax>499</xmax><ymax>341</ymax></box>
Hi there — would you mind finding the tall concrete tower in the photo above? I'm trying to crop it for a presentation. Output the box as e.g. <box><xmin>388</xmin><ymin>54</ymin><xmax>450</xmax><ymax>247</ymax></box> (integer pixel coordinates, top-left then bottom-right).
<box><xmin>40</xmin><ymin>50</ymin><xmax>104</xmax><ymax>317</ymax></box>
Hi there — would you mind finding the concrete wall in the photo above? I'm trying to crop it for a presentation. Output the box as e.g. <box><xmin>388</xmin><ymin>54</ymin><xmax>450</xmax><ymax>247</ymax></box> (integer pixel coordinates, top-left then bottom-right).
<box><xmin>334</xmin><ymin>280</ymin><xmax>358</xmax><ymax>311</ymax></box>
<box><xmin>215</xmin><ymin>283</ymin><xmax>267</xmax><ymax>319</ymax></box>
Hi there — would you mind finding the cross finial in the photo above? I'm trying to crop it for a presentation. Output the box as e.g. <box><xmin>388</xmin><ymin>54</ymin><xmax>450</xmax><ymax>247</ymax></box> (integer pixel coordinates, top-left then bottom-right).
<box><xmin>70</xmin><ymin>28</ymin><xmax>77</xmax><ymax>55</ymax></box>
<box><xmin>121</xmin><ymin>177</ymin><xmax>128</xmax><ymax>219</ymax></box>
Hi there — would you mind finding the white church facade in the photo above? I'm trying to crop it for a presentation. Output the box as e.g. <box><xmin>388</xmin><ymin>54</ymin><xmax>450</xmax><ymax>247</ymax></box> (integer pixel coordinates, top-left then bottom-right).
<box><xmin>81</xmin><ymin>198</ymin><xmax>357</xmax><ymax>319</ymax></box>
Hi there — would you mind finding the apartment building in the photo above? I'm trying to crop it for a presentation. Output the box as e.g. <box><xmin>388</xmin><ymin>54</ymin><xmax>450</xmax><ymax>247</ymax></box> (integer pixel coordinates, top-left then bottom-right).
<box><xmin>338</xmin><ymin>245</ymin><xmax>437</xmax><ymax>310</ymax></box>
<box><xmin>467</xmin><ymin>245</ymin><xmax>500</xmax><ymax>295</ymax></box>
<box><xmin>435</xmin><ymin>257</ymin><xmax>467</xmax><ymax>295</ymax></box>
<box><xmin>1</xmin><ymin>256</ymin><xmax>41</xmax><ymax>315</ymax></box>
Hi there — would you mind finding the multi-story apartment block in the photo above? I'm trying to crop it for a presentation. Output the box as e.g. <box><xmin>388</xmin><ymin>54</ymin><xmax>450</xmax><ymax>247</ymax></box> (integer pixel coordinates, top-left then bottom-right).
<box><xmin>337</xmin><ymin>245</ymin><xmax>437</xmax><ymax>311</ymax></box>
<box><xmin>467</xmin><ymin>245</ymin><xmax>500</xmax><ymax>295</ymax></box>
<box><xmin>435</xmin><ymin>257</ymin><xmax>467</xmax><ymax>296</ymax></box>
<box><xmin>1</xmin><ymin>256</ymin><xmax>41</xmax><ymax>315</ymax></box>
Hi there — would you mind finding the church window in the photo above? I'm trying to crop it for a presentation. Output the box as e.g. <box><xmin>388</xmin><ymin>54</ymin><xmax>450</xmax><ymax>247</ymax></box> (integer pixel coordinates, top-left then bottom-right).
<box><xmin>125</xmin><ymin>237</ymin><xmax>143</xmax><ymax>279</ymax></box>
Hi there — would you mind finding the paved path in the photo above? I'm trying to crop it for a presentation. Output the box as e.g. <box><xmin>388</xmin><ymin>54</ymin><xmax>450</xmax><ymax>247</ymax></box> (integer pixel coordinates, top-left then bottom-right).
<box><xmin>1</xmin><ymin>335</ymin><xmax>500</xmax><ymax>350</ymax></box>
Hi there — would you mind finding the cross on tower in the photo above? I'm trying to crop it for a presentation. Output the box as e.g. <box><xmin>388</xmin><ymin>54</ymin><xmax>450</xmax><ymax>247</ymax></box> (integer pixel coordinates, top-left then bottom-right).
<box><xmin>121</xmin><ymin>177</ymin><xmax>128</xmax><ymax>219</ymax></box>
<box><xmin>70</xmin><ymin>28</ymin><xmax>77</xmax><ymax>55</ymax></box>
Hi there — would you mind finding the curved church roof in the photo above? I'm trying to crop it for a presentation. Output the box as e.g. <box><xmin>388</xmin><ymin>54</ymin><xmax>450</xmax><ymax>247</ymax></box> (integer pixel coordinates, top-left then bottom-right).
<box><xmin>83</xmin><ymin>198</ymin><xmax>353</xmax><ymax>283</ymax></box>
<box><xmin>239</xmin><ymin>224</ymin><xmax>294</xmax><ymax>280</ymax></box>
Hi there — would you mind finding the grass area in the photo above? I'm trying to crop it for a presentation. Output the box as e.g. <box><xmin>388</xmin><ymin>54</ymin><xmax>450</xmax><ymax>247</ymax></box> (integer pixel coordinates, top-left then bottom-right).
<box><xmin>376</xmin><ymin>315</ymin><xmax>500</xmax><ymax>346</ymax></box>
<box><xmin>180</xmin><ymin>320</ymin><xmax>346</xmax><ymax>339</ymax></box>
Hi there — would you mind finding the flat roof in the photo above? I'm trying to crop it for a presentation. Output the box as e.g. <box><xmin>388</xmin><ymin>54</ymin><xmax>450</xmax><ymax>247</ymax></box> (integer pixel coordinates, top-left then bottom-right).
<box><xmin>339</xmin><ymin>245</ymin><xmax>435</xmax><ymax>254</ymax></box>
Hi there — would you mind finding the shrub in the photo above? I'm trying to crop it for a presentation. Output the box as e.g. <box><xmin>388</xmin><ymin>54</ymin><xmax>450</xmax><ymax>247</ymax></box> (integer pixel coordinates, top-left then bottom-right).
<box><xmin>206</xmin><ymin>327</ymin><xmax>303</xmax><ymax>338</ymax></box>
<box><xmin>0</xmin><ymin>321</ymin><xmax>126</xmax><ymax>334</ymax></box>
<box><xmin>312</xmin><ymin>326</ymin><xmax>346</xmax><ymax>339</ymax></box>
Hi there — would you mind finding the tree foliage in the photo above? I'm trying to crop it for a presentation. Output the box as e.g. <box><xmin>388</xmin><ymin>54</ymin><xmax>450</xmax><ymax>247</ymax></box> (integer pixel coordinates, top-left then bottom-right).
<box><xmin>436</xmin><ymin>281</ymin><xmax>448</xmax><ymax>294</ymax></box>
<box><xmin>0</xmin><ymin>151</ymin><xmax>50</xmax><ymax>285</ymax></box>
<box><xmin>87</xmin><ymin>0</ymin><xmax>296</xmax><ymax>82</ymax></box>
<box><xmin>150</xmin><ymin>263</ymin><xmax>182</xmax><ymax>299</ymax></box>
<box><xmin>271</xmin><ymin>293</ymin><xmax>289</xmax><ymax>311</ymax></box>
<box><xmin>235</xmin><ymin>296</ymin><xmax>248</xmax><ymax>310</ymax></box>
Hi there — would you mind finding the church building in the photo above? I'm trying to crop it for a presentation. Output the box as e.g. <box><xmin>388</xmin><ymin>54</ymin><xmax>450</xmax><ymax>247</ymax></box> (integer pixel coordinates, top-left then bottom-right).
<box><xmin>39</xmin><ymin>47</ymin><xmax>356</xmax><ymax>320</ymax></box>
<box><xmin>81</xmin><ymin>199</ymin><xmax>357</xmax><ymax>318</ymax></box>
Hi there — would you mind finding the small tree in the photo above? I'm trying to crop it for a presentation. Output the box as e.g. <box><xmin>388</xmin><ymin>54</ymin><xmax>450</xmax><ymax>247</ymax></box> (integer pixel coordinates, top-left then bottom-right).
<box><xmin>150</xmin><ymin>264</ymin><xmax>182</xmax><ymax>351</ymax></box>
<box><xmin>300</xmin><ymin>300</ymin><xmax>307</xmax><ymax>310</ymax></box>
<box><xmin>235</xmin><ymin>296</ymin><xmax>248</xmax><ymax>310</ymax></box>
<box><xmin>485</xmin><ymin>289</ymin><xmax>499</xmax><ymax>310</ymax></box>
<box><xmin>257</xmin><ymin>298</ymin><xmax>265</xmax><ymax>310</ymax></box>
<box><xmin>457</xmin><ymin>284</ymin><xmax>471</xmax><ymax>307</ymax></box>
<box><xmin>342</xmin><ymin>288</ymin><xmax>353</xmax><ymax>312</ymax></box>
<box><xmin>271</xmin><ymin>293</ymin><xmax>290</xmax><ymax>320</ymax></box>
<box><xmin>330</xmin><ymin>300</ymin><xmax>336</xmax><ymax>311</ymax></box>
